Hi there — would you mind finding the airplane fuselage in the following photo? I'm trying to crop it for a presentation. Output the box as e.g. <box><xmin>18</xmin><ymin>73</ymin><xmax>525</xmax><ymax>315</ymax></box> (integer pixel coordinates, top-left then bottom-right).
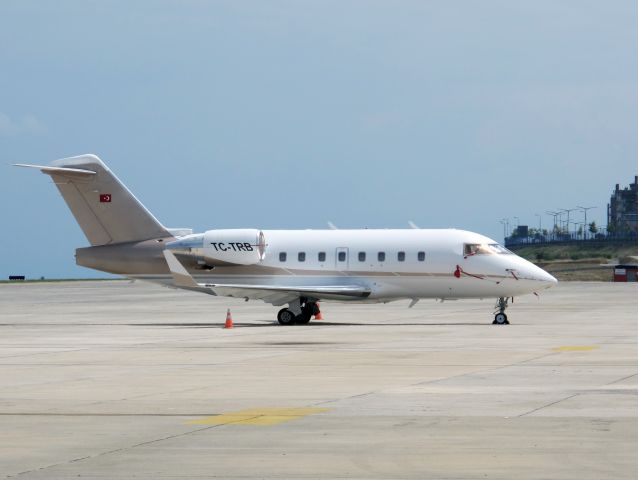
<box><xmin>83</xmin><ymin>228</ymin><xmax>556</xmax><ymax>302</ymax></box>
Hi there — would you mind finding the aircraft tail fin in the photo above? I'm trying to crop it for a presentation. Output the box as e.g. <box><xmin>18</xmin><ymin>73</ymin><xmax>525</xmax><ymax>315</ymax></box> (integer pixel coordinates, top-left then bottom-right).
<box><xmin>15</xmin><ymin>154</ymin><xmax>170</xmax><ymax>246</ymax></box>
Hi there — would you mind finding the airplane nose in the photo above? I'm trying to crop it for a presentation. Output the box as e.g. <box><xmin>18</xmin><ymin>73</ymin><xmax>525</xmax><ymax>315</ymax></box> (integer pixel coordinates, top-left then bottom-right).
<box><xmin>513</xmin><ymin>258</ymin><xmax>558</xmax><ymax>289</ymax></box>
<box><xmin>529</xmin><ymin>265</ymin><xmax>557</xmax><ymax>288</ymax></box>
<box><xmin>539</xmin><ymin>269</ymin><xmax>558</xmax><ymax>286</ymax></box>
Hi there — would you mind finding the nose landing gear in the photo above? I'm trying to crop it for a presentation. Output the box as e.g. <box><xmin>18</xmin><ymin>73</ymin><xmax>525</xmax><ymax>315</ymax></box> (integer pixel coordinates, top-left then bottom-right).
<box><xmin>493</xmin><ymin>297</ymin><xmax>510</xmax><ymax>325</ymax></box>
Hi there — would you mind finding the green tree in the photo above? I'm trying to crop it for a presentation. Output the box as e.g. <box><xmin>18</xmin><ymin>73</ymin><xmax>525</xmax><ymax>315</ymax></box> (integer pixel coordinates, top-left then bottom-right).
<box><xmin>588</xmin><ymin>221</ymin><xmax>598</xmax><ymax>234</ymax></box>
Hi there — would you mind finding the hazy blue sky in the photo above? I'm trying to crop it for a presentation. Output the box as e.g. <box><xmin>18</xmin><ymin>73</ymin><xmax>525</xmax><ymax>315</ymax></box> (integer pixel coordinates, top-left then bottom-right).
<box><xmin>2</xmin><ymin>1</ymin><xmax>638</xmax><ymax>278</ymax></box>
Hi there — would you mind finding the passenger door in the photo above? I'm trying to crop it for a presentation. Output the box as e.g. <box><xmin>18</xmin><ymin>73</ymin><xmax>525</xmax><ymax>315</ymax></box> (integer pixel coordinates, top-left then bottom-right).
<box><xmin>335</xmin><ymin>247</ymin><xmax>349</xmax><ymax>271</ymax></box>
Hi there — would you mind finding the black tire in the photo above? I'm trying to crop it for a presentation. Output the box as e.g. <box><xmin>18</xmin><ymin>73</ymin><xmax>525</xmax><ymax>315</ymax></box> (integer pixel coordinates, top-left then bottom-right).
<box><xmin>493</xmin><ymin>312</ymin><xmax>508</xmax><ymax>325</ymax></box>
<box><xmin>294</xmin><ymin>312</ymin><xmax>312</xmax><ymax>325</ymax></box>
<box><xmin>277</xmin><ymin>308</ymin><xmax>296</xmax><ymax>325</ymax></box>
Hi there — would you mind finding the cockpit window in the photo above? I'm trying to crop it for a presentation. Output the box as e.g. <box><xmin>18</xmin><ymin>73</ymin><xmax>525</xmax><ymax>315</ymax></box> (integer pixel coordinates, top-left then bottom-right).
<box><xmin>464</xmin><ymin>243</ymin><xmax>512</xmax><ymax>256</ymax></box>
<box><xmin>488</xmin><ymin>243</ymin><xmax>512</xmax><ymax>254</ymax></box>
<box><xmin>464</xmin><ymin>244</ymin><xmax>490</xmax><ymax>256</ymax></box>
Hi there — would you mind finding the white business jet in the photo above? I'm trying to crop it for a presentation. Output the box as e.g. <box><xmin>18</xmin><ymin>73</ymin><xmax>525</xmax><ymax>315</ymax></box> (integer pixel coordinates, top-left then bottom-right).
<box><xmin>16</xmin><ymin>155</ymin><xmax>556</xmax><ymax>325</ymax></box>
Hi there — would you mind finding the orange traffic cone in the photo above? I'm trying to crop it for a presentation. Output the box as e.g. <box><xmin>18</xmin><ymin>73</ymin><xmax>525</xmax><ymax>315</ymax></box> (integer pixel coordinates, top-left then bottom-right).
<box><xmin>314</xmin><ymin>303</ymin><xmax>323</xmax><ymax>320</ymax></box>
<box><xmin>224</xmin><ymin>309</ymin><xmax>234</xmax><ymax>329</ymax></box>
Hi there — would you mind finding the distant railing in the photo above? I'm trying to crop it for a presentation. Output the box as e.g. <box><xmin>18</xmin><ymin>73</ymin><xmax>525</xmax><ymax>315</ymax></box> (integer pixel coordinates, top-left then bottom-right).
<box><xmin>505</xmin><ymin>232</ymin><xmax>638</xmax><ymax>248</ymax></box>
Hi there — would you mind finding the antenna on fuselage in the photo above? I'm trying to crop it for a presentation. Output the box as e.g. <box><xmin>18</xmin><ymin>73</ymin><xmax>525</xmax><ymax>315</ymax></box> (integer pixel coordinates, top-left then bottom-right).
<box><xmin>408</xmin><ymin>221</ymin><xmax>419</xmax><ymax>229</ymax></box>
<box><xmin>327</xmin><ymin>221</ymin><xmax>338</xmax><ymax>230</ymax></box>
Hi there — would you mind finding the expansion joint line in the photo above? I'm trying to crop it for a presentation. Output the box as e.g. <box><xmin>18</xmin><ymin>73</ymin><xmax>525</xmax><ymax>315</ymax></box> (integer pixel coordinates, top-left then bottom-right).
<box><xmin>7</xmin><ymin>416</ymin><xmax>261</xmax><ymax>478</ymax></box>
<box><xmin>517</xmin><ymin>393</ymin><xmax>580</xmax><ymax>417</ymax></box>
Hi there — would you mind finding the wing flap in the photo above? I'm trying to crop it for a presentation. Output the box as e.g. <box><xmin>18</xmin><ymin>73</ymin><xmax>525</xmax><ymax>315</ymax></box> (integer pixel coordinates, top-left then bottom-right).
<box><xmin>205</xmin><ymin>283</ymin><xmax>370</xmax><ymax>304</ymax></box>
<box><xmin>203</xmin><ymin>283</ymin><xmax>370</xmax><ymax>295</ymax></box>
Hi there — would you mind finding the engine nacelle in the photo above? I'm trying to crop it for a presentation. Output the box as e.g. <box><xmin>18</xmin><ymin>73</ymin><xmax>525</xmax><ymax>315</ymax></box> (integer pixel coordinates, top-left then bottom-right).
<box><xmin>202</xmin><ymin>229</ymin><xmax>265</xmax><ymax>265</ymax></box>
<box><xmin>166</xmin><ymin>229</ymin><xmax>266</xmax><ymax>266</ymax></box>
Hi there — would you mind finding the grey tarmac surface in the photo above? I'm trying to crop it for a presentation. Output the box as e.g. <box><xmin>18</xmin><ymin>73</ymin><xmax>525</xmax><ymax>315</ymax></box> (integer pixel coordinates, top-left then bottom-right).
<box><xmin>1</xmin><ymin>280</ymin><xmax>637</xmax><ymax>479</ymax></box>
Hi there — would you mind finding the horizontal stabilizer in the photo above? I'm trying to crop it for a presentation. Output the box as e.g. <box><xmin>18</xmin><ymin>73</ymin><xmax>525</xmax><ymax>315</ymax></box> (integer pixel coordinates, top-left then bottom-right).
<box><xmin>13</xmin><ymin>163</ymin><xmax>96</xmax><ymax>177</ymax></box>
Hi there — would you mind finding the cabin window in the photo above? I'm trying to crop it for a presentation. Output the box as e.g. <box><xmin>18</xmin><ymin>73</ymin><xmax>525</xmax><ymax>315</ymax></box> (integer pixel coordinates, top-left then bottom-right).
<box><xmin>318</xmin><ymin>251</ymin><xmax>326</xmax><ymax>262</ymax></box>
<box><xmin>418</xmin><ymin>251</ymin><xmax>426</xmax><ymax>261</ymax></box>
<box><xmin>279</xmin><ymin>252</ymin><xmax>287</xmax><ymax>262</ymax></box>
<box><xmin>298</xmin><ymin>252</ymin><xmax>306</xmax><ymax>262</ymax></box>
<box><xmin>378</xmin><ymin>252</ymin><xmax>385</xmax><ymax>262</ymax></box>
<box><xmin>358</xmin><ymin>252</ymin><xmax>366</xmax><ymax>262</ymax></box>
<box><xmin>338</xmin><ymin>251</ymin><xmax>346</xmax><ymax>262</ymax></box>
<box><xmin>397</xmin><ymin>251</ymin><xmax>405</xmax><ymax>262</ymax></box>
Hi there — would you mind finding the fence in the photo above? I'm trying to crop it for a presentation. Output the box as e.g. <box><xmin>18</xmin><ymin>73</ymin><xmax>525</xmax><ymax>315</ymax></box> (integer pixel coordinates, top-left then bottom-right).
<box><xmin>505</xmin><ymin>232</ymin><xmax>638</xmax><ymax>248</ymax></box>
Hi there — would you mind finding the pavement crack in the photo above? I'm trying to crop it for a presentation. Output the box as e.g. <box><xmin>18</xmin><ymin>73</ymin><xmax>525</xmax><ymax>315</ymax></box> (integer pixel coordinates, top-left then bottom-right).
<box><xmin>517</xmin><ymin>393</ymin><xmax>580</xmax><ymax>417</ymax></box>
<box><xmin>606</xmin><ymin>372</ymin><xmax>638</xmax><ymax>386</ymax></box>
<box><xmin>312</xmin><ymin>390</ymin><xmax>376</xmax><ymax>407</ymax></box>
<box><xmin>6</xmin><ymin>416</ymin><xmax>256</xmax><ymax>478</ymax></box>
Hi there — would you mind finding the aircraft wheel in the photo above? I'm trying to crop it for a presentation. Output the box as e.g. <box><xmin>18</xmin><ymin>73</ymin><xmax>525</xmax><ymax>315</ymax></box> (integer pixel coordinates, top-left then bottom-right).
<box><xmin>277</xmin><ymin>308</ymin><xmax>296</xmax><ymax>325</ymax></box>
<box><xmin>493</xmin><ymin>313</ymin><xmax>509</xmax><ymax>325</ymax></box>
<box><xmin>294</xmin><ymin>312</ymin><xmax>312</xmax><ymax>325</ymax></box>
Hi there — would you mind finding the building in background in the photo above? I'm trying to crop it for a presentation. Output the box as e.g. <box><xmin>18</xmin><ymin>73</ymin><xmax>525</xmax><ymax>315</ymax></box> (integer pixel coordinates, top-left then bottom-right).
<box><xmin>613</xmin><ymin>264</ymin><xmax>638</xmax><ymax>282</ymax></box>
<box><xmin>608</xmin><ymin>176</ymin><xmax>638</xmax><ymax>233</ymax></box>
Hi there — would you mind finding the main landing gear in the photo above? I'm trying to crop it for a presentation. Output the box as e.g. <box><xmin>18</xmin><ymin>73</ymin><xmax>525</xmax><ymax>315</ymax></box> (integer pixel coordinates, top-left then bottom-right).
<box><xmin>277</xmin><ymin>297</ymin><xmax>320</xmax><ymax>325</ymax></box>
<box><xmin>493</xmin><ymin>297</ymin><xmax>510</xmax><ymax>325</ymax></box>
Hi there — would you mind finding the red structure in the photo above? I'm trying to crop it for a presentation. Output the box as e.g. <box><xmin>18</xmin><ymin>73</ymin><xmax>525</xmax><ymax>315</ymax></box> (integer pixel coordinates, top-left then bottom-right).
<box><xmin>613</xmin><ymin>265</ymin><xmax>638</xmax><ymax>282</ymax></box>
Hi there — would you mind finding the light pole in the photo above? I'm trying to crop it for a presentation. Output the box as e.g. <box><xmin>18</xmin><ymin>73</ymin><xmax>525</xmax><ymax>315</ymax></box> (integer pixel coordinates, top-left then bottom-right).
<box><xmin>535</xmin><ymin>213</ymin><xmax>542</xmax><ymax>232</ymax></box>
<box><xmin>577</xmin><ymin>206</ymin><xmax>596</xmax><ymax>240</ymax></box>
<box><xmin>500</xmin><ymin>218</ymin><xmax>510</xmax><ymax>241</ymax></box>
<box><xmin>559</xmin><ymin>208</ymin><xmax>578</xmax><ymax>239</ymax></box>
<box><xmin>546</xmin><ymin>211</ymin><xmax>560</xmax><ymax>239</ymax></box>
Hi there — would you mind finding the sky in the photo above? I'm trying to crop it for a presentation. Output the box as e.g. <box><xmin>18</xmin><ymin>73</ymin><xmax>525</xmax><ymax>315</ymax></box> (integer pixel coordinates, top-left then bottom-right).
<box><xmin>1</xmin><ymin>1</ymin><xmax>638</xmax><ymax>278</ymax></box>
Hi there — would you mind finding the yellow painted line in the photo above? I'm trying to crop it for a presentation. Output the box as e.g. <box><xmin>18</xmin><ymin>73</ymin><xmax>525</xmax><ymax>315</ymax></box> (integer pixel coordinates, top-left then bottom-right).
<box><xmin>188</xmin><ymin>407</ymin><xmax>329</xmax><ymax>426</ymax></box>
<box><xmin>552</xmin><ymin>345</ymin><xmax>598</xmax><ymax>352</ymax></box>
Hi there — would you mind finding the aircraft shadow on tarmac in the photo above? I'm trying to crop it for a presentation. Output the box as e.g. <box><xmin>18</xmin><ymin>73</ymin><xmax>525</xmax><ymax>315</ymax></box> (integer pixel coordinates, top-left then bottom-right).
<box><xmin>130</xmin><ymin>321</ymin><xmax>488</xmax><ymax>328</ymax></box>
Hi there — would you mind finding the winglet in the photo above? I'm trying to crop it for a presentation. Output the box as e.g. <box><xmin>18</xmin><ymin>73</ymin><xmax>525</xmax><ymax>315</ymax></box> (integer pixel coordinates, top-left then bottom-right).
<box><xmin>163</xmin><ymin>250</ymin><xmax>200</xmax><ymax>288</ymax></box>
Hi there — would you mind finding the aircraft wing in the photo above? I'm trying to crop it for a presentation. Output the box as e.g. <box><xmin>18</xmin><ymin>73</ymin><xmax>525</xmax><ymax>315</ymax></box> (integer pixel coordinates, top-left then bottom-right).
<box><xmin>163</xmin><ymin>250</ymin><xmax>370</xmax><ymax>305</ymax></box>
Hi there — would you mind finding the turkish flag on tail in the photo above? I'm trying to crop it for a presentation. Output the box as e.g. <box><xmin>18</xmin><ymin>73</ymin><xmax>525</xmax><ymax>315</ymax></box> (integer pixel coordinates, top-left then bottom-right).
<box><xmin>99</xmin><ymin>194</ymin><xmax>112</xmax><ymax>203</ymax></box>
